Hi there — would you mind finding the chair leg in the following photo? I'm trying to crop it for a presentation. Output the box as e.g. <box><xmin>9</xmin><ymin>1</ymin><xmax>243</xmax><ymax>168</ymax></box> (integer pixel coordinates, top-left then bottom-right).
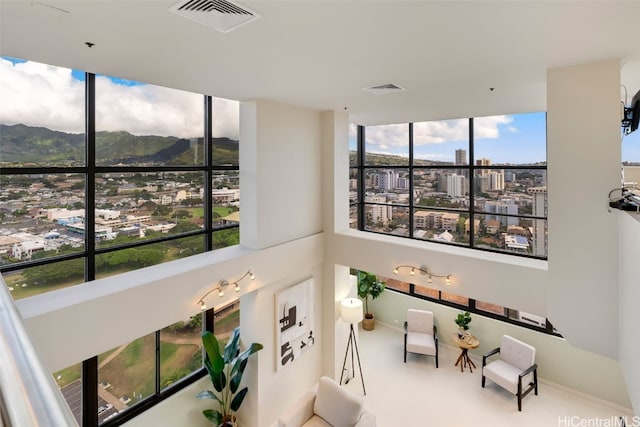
<box><xmin>518</xmin><ymin>394</ymin><xmax>522</xmax><ymax>412</ymax></box>
<box><xmin>404</xmin><ymin>335</ymin><xmax>407</xmax><ymax>363</ymax></box>
<box><xmin>481</xmin><ymin>375</ymin><xmax>486</xmax><ymax>388</ymax></box>
<box><xmin>534</xmin><ymin>369</ymin><xmax>538</xmax><ymax>395</ymax></box>
<box><xmin>517</xmin><ymin>378</ymin><xmax>522</xmax><ymax>411</ymax></box>
<box><xmin>435</xmin><ymin>352</ymin><xmax>438</xmax><ymax>368</ymax></box>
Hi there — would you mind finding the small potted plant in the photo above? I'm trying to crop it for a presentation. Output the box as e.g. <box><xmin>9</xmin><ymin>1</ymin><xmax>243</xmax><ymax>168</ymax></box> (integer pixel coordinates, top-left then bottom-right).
<box><xmin>454</xmin><ymin>311</ymin><xmax>472</xmax><ymax>337</ymax></box>
<box><xmin>357</xmin><ymin>270</ymin><xmax>386</xmax><ymax>331</ymax></box>
<box><xmin>197</xmin><ymin>327</ymin><xmax>263</xmax><ymax>426</ymax></box>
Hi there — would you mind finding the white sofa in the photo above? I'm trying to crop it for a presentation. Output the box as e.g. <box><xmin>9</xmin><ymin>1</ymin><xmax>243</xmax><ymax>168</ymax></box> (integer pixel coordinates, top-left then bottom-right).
<box><xmin>278</xmin><ymin>376</ymin><xmax>376</xmax><ymax>427</ymax></box>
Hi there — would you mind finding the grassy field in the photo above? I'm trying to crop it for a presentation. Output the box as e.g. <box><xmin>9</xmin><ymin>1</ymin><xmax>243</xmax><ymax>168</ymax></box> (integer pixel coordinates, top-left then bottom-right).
<box><xmin>92</xmin><ymin>310</ymin><xmax>239</xmax><ymax>405</ymax></box>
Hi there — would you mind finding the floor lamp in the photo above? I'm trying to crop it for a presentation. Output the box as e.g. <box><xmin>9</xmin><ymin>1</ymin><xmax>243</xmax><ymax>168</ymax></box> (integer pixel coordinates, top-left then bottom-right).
<box><xmin>339</xmin><ymin>298</ymin><xmax>366</xmax><ymax>395</ymax></box>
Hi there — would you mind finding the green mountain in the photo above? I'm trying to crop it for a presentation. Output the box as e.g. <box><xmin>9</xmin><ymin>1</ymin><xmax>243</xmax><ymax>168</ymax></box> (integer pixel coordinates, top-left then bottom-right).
<box><xmin>0</xmin><ymin>124</ymin><xmax>85</xmax><ymax>166</ymax></box>
<box><xmin>0</xmin><ymin>123</ymin><xmax>239</xmax><ymax>167</ymax></box>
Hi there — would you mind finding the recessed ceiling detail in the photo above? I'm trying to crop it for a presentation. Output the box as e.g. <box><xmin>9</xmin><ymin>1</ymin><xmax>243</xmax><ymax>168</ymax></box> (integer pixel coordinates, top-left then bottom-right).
<box><xmin>363</xmin><ymin>83</ymin><xmax>406</xmax><ymax>95</ymax></box>
<box><xmin>169</xmin><ymin>0</ymin><xmax>260</xmax><ymax>33</ymax></box>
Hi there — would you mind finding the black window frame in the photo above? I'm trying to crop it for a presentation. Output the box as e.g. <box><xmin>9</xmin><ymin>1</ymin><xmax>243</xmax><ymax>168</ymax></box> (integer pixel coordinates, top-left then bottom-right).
<box><xmin>0</xmin><ymin>67</ymin><xmax>240</xmax><ymax>426</ymax></box>
<box><xmin>350</xmin><ymin>117</ymin><xmax>547</xmax><ymax>260</ymax></box>
<box><xmin>378</xmin><ymin>274</ymin><xmax>560</xmax><ymax>337</ymax></box>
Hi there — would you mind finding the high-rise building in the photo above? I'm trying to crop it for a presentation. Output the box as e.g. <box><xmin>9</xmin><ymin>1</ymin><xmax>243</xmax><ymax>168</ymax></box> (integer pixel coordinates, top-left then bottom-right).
<box><xmin>366</xmin><ymin>195</ymin><xmax>393</xmax><ymax>225</ymax></box>
<box><xmin>447</xmin><ymin>173</ymin><xmax>466</xmax><ymax>197</ymax></box>
<box><xmin>476</xmin><ymin>158</ymin><xmax>491</xmax><ymax>176</ymax></box>
<box><xmin>378</xmin><ymin>170</ymin><xmax>401</xmax><ymax>190</ymax></box>
<box><xmin>476</xmin><ymin>158</ymin><xmax>491</xmax><ymax>167</ymax></box>
<box><xmin>484</xmin><ymin>200</ymin><xmax>518</xmax><ymax>226</ymax></box>
<box><xmin>528</xmin><ymin>186</ymin><xmax>547</xmax><ymax>257</ymax></box>
<box><xmin>455</xmin><ymin>149</ymin><xmax>467</xmax><ymax>165</ymax></box>
<box><xmin>474</xmin><ymin>175</ymin><xmax>489</xmax><ymax>193</ymax></box>
<box><xmin>488</xmin><ymin>171</ymin><xmax>505</xmax><ymax>191</ymax></box>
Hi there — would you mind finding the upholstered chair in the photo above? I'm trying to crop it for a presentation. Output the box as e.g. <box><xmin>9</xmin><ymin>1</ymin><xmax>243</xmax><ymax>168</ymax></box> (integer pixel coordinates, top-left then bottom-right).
<box><xmin>404</xmin><ymin>309</ymin><xmax>438</xmax><ymax>367</ymax></box>
<box><xmin>278</xmin><ymin>376</ymin><xmax>376</xmax><ymax>427</ymax></box>
<box><xmin>482</xmin><ymin>334</ymin><xmax>538</xmax><ymax>411</ymax></box>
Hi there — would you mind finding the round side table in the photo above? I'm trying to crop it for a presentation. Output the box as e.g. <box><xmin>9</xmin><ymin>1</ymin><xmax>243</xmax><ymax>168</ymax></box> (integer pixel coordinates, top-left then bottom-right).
<box><xmin>452</xmin><ymin>333</ymin><xmax>479</xmax><ymax>373</ymax></box>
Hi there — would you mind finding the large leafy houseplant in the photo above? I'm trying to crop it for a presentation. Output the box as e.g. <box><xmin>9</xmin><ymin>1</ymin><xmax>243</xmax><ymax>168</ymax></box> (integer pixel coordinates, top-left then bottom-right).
<box><xmin>197</xmin><ymin>327</ymin><xmax>263</xmax><ymax>426</ymax></box>
<box><xmin>357</xmin><ymin>271</ymin><xmax>385</xmax><ymax>330</ymax></box>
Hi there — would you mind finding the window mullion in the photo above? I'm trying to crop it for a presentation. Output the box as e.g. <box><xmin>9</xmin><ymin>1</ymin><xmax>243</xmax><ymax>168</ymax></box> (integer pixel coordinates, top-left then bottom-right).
<box><xmin>357</xmin><ymin>125</ymin><xmax>365</xmax><ymax>230</ymax></box>
<box><xmin>85</xmin><ymin>73</ymin><xmax>96</xmax><ymax>282</ymax></box>
<box><xmin>408</xmin><ymin>123</ymin><xmax>414</xmax><ymax>239</ymax></box>
<box><xmin>468</xmin><ymin>117</ymin><xmax>475</xmax><ymax>247</ymax></box>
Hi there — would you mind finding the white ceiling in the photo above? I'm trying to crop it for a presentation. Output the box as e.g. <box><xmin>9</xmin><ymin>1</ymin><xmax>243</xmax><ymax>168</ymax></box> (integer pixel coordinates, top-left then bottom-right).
<box><xmin>2</xmin><ymin>0</ymin><xmax>640</xmax><ymax>126</ymax></box>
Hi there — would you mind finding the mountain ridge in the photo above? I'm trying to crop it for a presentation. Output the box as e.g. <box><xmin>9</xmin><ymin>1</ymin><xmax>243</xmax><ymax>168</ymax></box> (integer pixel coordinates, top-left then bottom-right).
<box><xmin>0</xmin><ymin>123</ymin><xmax>239</xmax><ymax>166</ymax></box>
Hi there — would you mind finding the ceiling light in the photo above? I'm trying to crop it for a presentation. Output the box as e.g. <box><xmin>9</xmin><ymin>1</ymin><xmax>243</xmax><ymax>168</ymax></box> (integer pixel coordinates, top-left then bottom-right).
<box><xmin>197</xmin><ymin>269</ymin><xmax>255</xmax><ymax>310</ymax></box>
<box><xmin>394</xmin><ymin>265</ymin><xmax>453</xmax><ymax>285</ymax></box>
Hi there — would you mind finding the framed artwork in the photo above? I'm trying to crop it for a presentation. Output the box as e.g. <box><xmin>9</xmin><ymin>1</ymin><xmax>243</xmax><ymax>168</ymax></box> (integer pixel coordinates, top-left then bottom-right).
<box><xmin>276</xmin><ymin>278</ymin><xmax>315</xmax><ymax>371</ymax></box>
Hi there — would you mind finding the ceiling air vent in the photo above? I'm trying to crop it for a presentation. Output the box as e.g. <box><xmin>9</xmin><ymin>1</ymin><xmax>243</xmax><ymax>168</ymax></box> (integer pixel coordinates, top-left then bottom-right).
<box><xmin>169</xmin><ymin>0</ymin><xmax>260</xmax><ymax>33</ymax></box>
<box><xmin>363</xmin><ymin>83</ymin><xmax>406</xmax><ymax>95</ymax></box>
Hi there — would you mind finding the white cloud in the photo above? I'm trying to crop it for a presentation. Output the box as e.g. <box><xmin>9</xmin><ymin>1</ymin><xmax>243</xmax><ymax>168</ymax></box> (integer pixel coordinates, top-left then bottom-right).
<box><xmin>362</xmin><ymin>117</ymin><xmax>512</xmax><ymax>148</ymax></box>
<box><xmin>0</xmin><ymin>58</ymin><xmax>239</xmax><ymax>139</ymax></box>
<box><xmin>365</xmin><ymin>123</ymin><xmax>409</xmax><ymax>149</ymax></box>
<box><xmin>473</xmin><ymin>115</ymin><xmax>513</xmax><ymax>139</ymax></box>
<box><xmin>414</xmin><ymin>119</ymin><xmax>469</xmax><ymax>145</ymax></box>
<box><xmin>0</xmin><ymin>58</ymin><xmax>84</xmax><ymax>133</ymax></box>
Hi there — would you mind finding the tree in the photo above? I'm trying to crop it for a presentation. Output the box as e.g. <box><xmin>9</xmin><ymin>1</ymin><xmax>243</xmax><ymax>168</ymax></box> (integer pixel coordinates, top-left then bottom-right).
<box><xmin>174</xmin><ymin>209</ymin><xmax>192</xmax><ymax>219</ymax></box>
<box><xmin>136</xmin><ymin>248</ymin><xmax>164</xmax><ymax>267</ymax></box>
<box><xmin>23</xmin><ymin>259</ymin><xmax>84</xmax><ymax>286</ymax></box>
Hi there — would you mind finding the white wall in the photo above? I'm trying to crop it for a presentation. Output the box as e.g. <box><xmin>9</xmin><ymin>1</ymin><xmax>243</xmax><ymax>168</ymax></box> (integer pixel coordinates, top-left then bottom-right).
<box><xmin>370</xmin><ymin>290</ymin><xmax>632</xmax><ymax>409</ymax></box>
<box><xmin>328</xmin><ymin>231</ymin><xmax>548</xmax><ymax>318</ymax></box>
<box><xmin>320</xmin><ymin>110</ymin><xmax>351</xmax><ymax>379</ymax></box>
<box><xmin>619</xmin><ymin>211</ymin><xmax>640</xmax><ymax>413</ymax></box>
<box><xmin>240</xmin><ymin>99</ymin><xmax>323</xmax><ymax>250</ymax></box>
<box><xmin>241</xmin><ymin>269</ymin><xmax>324</xmax><ymax>427</ymax></box>
<box><xmin>546</xmin><ymin>60</ymin><xmax>622</xmax><ymax>359</ymax></box>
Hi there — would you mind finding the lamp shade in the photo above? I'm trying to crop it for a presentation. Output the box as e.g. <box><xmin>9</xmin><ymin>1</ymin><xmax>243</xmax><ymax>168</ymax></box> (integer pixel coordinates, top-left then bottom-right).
<box><xmin>341</xmin><ymin>298</ymin><xmax>364</xmax><ymax>324</ymax></box>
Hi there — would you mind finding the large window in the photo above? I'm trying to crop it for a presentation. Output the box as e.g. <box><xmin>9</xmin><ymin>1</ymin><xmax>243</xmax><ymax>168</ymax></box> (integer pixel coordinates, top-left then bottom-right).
<box><xmin>53</xmin><ymin>305</ymin><xmax>240</xmax><ymax>426</ymax></box>
<box><xmin>381</xmin><ymin>273</ymin><xmax>558</xmax><ymax>336</ymax></box>
<box><xmin>0</xmin><ymin>56</ymin><xmax>241</xmax><ymax>426</ymax></box>
<box><xmin>0</xmin><ymin>55</ymin><xmax>240</xmax><ymax>291</ymax></box>
<box><xmin>350</xmin><ymin>113</ymin><xmax>547</xmax><ymax>259</ymax></box>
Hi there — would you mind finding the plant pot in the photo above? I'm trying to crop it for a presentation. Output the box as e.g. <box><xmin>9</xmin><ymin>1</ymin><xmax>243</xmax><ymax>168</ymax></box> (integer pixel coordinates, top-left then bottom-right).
<box><xmin>362</xmin><ymin>313</ymin><xmax>375</xmax><ymax>331</ymax></box>
<box><xmin>220</xmin><ymin>415</ymin><xmax>237</xmax><ymax>427</ymax></box>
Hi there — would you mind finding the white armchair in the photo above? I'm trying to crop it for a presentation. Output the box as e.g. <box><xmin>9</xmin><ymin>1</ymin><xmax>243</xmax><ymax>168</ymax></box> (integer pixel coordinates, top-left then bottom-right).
<box><xmin>278</xmin><ymin>376</ymin><xmax>376</xmax><ymax>427</ymax></box>
<box><xmin>404</xmin><ymin>309</ymin><xmax>438</xmax><ymax>367</ymax></box>
<box><xmin>481</xmin><ymin>334</ymin><xmax>538</xmax><ymax>411</ymax></box>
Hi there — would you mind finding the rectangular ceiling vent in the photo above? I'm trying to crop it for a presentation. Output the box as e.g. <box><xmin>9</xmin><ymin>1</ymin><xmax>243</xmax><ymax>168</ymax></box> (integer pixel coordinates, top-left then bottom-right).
<box><xmin>169</xmin><ymin>0</ymin><xmax>260</xmax><ymax>33</ymax></box>
<box><xmin>363</xmin><ymin>83</ymin><xmax>406</xmax><ymax>95</ymax></box>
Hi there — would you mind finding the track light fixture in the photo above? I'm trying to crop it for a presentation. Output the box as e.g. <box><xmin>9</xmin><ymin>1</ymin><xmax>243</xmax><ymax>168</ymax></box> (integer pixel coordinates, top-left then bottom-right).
<box><xmin>197</xmin><ymin>269</ymin><xmax>255</xmax><ymax>311</ymax></box>
<box><xmin>393</xmin><ymin>265</ymin><xmax>452</xmax><ymax>285</ymax></box>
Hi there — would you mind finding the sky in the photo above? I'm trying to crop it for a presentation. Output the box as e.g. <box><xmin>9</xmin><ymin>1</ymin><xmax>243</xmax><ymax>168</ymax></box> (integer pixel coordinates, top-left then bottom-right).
<box><xmin>349</xmin><ymin>108</ymin><xmax>640</xmax><ymax>166</ymax></box>
<box><xmin>2</xmin><ymin>56</ymin><xmax>640</xmax><ymax>163</ymax></box>
<box><xmin>0</xmin><ymin>57</ymin><xmax>239</xmax><ymax>140</ymax></box>
<box><xmin>349</xmin><ymin>113</ymin><xmax>547</xmax><ymax>165</ymax></box>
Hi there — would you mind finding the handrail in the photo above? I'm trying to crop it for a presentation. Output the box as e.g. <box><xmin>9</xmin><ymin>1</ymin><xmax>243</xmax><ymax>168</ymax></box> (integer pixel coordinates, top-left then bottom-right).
<box><xmin>0</xmin><ymin>276</ymin><xmax>78</xmax><ymax>426</ymax></box>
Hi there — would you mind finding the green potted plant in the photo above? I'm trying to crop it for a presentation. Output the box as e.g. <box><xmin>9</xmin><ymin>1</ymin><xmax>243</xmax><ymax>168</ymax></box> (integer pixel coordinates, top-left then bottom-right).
<box><xmin>197</xmin><ymin>327</ymin><xmax>263</xmax><ymax>426</ymax></box>
<box><xmin>454</xmin><ymin>311</ymin><xmax>472</xmax><ymax>337</ymax></box>
<box><xmin>357</xmin><ymin>270</ymin><xmax>386</xmax><ymax>331</ymax></box>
